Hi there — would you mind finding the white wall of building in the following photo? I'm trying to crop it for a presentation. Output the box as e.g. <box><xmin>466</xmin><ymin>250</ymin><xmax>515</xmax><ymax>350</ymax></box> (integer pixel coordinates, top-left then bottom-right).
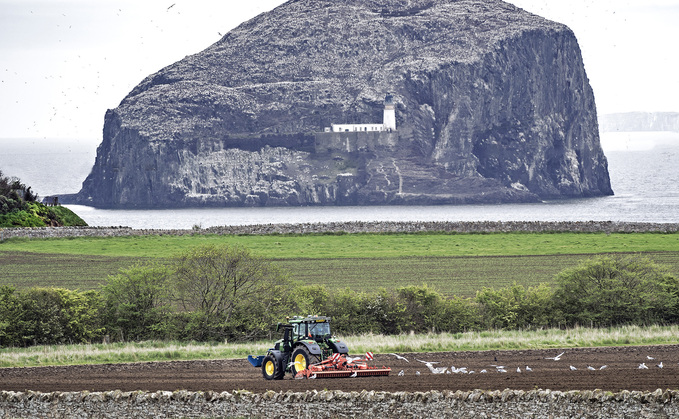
<box><xmin>331</xmin><ymin>124</ymin><xmax>385</xmax><ymax>133</ymax></box>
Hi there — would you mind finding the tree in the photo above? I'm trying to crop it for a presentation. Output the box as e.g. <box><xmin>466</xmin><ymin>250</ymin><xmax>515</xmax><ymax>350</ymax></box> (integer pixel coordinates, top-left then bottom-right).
<box><xmin>171</xmin><ymin>244</ymin><xmax>291</xmax><ymax>340</ymax></box>
<box><xmin>102</xmin><ymin>263</ymin><xmax>173</xmax><ymax>341</ymax></box>
<box><xmin>552</xmin><ymin>255</ymin><xmax>679</xmax><ymax>327</ymax></box>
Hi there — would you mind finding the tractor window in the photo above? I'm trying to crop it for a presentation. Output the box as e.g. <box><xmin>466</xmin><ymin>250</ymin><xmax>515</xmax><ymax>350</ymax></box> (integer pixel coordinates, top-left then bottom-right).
<box><xmin>292</xmin><ymin>324</ymin><xmax>300</xmax><ymax>338</ymax></box>
<box><xmin>308</xmin><ymin>322</ymin><xmax>330</xmax><ymax>337</ymax></box>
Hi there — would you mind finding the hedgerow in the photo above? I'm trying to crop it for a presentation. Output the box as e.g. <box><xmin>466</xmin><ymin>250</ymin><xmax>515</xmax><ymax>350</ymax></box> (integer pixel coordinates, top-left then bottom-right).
<box><xmin>0</xmin><ymin>251</ymin><xmax>676</xmax><ymax>347</ymax></box>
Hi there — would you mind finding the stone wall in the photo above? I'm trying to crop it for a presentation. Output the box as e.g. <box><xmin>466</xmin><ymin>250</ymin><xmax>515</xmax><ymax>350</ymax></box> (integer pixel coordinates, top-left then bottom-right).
<box><xmin>1</xmin><ymin>389</ymin><xmax>678</xmax><ymax>418</ymax></box>
<box><xmin>1</xmin><ymin>221</ymin><xmax>678</xmax><ymax>241</ymax></box>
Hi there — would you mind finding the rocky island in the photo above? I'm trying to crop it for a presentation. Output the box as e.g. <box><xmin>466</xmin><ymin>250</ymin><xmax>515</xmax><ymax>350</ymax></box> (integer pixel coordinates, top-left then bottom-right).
<box><xmin>68</xmin><ymin>0</ymin><xmax>613</xmax><ymax>208</ymax></box>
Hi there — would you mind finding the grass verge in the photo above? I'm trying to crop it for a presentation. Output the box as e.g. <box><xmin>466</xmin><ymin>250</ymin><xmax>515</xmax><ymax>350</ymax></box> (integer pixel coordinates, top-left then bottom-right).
<box><xmin>2</xmin><ymin>325</ymin><xmax>678</xmax><ymax>368</ymax></box>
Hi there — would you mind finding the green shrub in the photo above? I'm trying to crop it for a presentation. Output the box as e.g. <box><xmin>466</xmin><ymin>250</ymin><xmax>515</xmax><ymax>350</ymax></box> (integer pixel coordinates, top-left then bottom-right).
<box><xmin>476</xmin><ymin>283</ymin><xmax>553</xmax><ymax>330</ymax></box>
<box><xmin>551</xmin><ymin>255</ymin><xmax>679</xmax><ymax>327</ymax></box>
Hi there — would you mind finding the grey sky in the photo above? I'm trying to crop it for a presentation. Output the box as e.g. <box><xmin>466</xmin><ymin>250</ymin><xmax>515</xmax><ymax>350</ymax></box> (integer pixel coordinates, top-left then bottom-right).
<box><xmin>0</xmin><ymin>0</ymin><xmax>677</xmax><ymax>142</ymax></box>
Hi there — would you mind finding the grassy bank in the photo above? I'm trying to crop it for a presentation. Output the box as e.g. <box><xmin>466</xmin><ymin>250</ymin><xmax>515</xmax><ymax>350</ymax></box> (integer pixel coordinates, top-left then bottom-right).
<box><xmin>2</xmin><ymin>232</ymin><xmax>679</xmax><ymax>258</ymax></box>
<box><xmin>1</xmin><ymin>325</ymin><xmax>678</xmax><ymax>368</ymax></box>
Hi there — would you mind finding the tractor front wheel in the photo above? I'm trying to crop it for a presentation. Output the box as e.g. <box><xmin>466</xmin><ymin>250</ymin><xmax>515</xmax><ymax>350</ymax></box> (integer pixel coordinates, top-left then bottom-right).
<box><xmin>291</xmin><ymin>347</ymin><xmax>317</xmax><ymax>376</ymax></box>
<box><xmin>262</xmin><ymin>355</ymin><xmax>284</xmax><ymax>380</ymax></box>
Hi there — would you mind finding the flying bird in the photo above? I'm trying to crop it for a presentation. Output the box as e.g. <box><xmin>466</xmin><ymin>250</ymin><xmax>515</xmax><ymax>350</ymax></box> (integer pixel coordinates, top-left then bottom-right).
<box><xmin>309</xmin><ymin>373</ymin><xmax>317</xmax><ymax>379</ymax></box>
<box><xmin>657</xmin><ymin>362</ymin><xmax>664</xmax><ymax>369</ymax></box>
<box><xmin>638</xmin><ymin>363</ymin><xmax>648</xmax><ymax>369</ymax></box>
<box><xmin>345</xmin><ymin>356</ymin><xmax>362</xmax><ymax>363</ymax></box>
<box><xmin>389</xmin><ymin>353</ymin><xmax>410</xmax><ymax>362</ymax></box>
<box><xmin>546</xmin><ymin>351</ymin><xmax>565</xmax><ymax>361</ymax></box>
<box><xmin>569</xmin><ymin>365</ymin><xmax>577</xmax><ymax>371</ymax></box>
<box><xmin>416</xmin><ymin>359</ymin><xmax>440</xmax><ymax>367</ymax></box>
<box><xmin>167</xmin><ymin>3</ymin><xmax>176</xmax><ymax>11</ymax></box>
<box><xmin>350</xmin><ymin>371</ymin><xmax>357</xmax><ymax>378</ymax></box>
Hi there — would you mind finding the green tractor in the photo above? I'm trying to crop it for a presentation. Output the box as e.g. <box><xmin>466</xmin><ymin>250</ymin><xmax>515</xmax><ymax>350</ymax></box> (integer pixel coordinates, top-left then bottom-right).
<box><xmin>248</xmin><ymin>315</ymin><xmax>349</xmax><ymax>380</ymax></box>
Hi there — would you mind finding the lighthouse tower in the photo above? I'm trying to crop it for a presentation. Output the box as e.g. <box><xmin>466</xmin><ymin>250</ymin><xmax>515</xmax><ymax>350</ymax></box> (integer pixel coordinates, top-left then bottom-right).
<box><xmin>383</xmin><ymin>94</ymin><xmax>396</xmax><ymax>131</ymax></box>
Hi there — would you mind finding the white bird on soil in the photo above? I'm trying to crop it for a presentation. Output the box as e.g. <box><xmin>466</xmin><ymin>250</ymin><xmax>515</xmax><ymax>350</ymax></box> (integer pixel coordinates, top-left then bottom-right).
<box><xmin>638</xmin><ymin>363</ymin><xmax>648</xmax><ymax>369</ymax></box>
<box><xmin>525</xmin><ymin>366</ymin><xmax>532</xmax><ymax>372</ymax></box>
<box><xmin>389</xmin><ymin>353</ymin><xmax>410</xmax><ymax>362</ymax></box>
<box><xmin>415</xmin><ymin>371</ymin><xmax>421</xmax><ymax>376</ymax></box>
<box><xmin>398</xmin><ymin>370</ymin><xmax>404</xmax><ymax>376</ymax></box>
<box><xmin>496</xmin><ymin>368</ymin><xmax>507</xmax><ymax>373</ymax></box>
<box><xmin>647</xmin><ymin>356</ymin><xmax>655</xmax><ymax>360</ymax></box>
<box><xmin>546</xmin><ymin>351</ymin><xmax>565</xmax><ymax>361</ymax></box>
<box><xmin>425</xmin><ymin>364</ymin><xmax>448</xmax><ymax>374</ymax></box>
<box><xmin>516</xmin><ymin>367</ymin><xmax>521</xmax><ymax>373</ymax></box>
<box><xmin>657</xmin><ymin>362</ymin><xmax>664</xmax><ymax>369</ymax></box>
<box><xmin>479</xmin><ymin>369</ymin><xmax>488</xmax><ymax>373</ymax></box>
<box><xmin>587</xmin><ymin>365</ymin><xmax>596</xmax><ymax>371</ymax></box>
<box><xmin>569</xmin><ymin>365</ymin><xmax>577</xmax><ymax>371</ymax></box>
<box><xmin>599</xmin><ymin>365</ymin><xmax>608</xmax><ymax>370</ymax></box>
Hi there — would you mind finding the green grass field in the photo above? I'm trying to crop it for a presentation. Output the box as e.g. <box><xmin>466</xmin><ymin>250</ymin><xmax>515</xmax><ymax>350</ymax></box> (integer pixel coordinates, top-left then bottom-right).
<box><xmin>1</xmin><ymin>324</ymin><xmax>678</xmax><ymax>368</ymax></box>
<box><xmin>1</xmin><ymin>232</ymin><xmax>678</xmax><ymax>296</ymax></box>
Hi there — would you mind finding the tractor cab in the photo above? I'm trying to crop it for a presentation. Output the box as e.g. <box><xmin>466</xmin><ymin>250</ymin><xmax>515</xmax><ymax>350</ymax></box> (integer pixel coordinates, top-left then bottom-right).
<box><xmin>292</xmin><ymin>317</ymin><xmax>331</xmax><ymax>342</ymax></box>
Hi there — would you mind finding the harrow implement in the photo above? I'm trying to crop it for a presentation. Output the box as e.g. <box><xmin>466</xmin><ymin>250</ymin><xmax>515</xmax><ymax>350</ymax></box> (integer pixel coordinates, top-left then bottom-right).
<box><xmin>294</xmin><ymin>352</ymin><xmax>391</xmax><ymax>379</ymax></box>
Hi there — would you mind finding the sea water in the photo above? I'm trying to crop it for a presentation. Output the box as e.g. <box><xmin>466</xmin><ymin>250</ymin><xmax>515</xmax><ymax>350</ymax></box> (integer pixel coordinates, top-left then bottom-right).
<box><xmin>0</xmin><ymin>132</ymin><xmax>677</xmax><ymax>228</ymax></box>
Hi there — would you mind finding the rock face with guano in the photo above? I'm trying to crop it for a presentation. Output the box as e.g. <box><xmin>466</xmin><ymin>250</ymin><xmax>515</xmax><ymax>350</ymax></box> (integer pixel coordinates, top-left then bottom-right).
<box><xmin>71</xmin><ymin>0</ymin><xmax>613</xmax><ymax>208</ymax></box>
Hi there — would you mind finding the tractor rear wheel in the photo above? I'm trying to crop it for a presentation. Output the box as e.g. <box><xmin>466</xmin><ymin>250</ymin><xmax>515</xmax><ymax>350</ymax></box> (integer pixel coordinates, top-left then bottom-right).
<box><xmin>291</xmin><ymin>347</ymin><xmax>318</xmax><ymax>377</ymax></box>
<box><xmin>262</xmin><ymin>355</ymin><xmax>284</xmax><ymax>380</ymax></box>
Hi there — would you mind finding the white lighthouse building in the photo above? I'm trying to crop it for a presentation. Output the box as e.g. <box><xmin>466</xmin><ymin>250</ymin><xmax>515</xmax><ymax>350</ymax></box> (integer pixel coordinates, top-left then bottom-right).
<box><xmin>382</xmin><ymin>94</ymin><xmax>396</xmax><ymax>131</ymax></box>
<box><xmin>328</xmin><ymin>95</ymin><xmax>396</xmax><ymax>133</ymax></box>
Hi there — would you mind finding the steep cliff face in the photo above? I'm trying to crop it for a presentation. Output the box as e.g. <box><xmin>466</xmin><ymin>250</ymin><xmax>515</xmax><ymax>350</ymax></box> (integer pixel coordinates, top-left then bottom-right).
<box><xmin>74</xmin><ymin>0</ymin><xmax>612</xmax><ymax>208</ymax></box>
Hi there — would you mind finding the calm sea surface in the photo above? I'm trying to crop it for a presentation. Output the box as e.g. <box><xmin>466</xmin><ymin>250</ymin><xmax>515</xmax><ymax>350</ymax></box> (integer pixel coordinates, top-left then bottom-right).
<box><xmin>1</xmin><ymin>132</ymin><xmax>678</xmax><ymax>229</ymax></box>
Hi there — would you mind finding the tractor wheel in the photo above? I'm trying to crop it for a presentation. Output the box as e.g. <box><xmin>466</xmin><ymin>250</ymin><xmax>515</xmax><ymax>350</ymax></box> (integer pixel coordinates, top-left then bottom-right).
<box><xmin>291</xmin><ymin>347</ymin><xmax>317</xmax><ymax>377</ymax></box>
<box><xmin>261</xmin><ymin>355</ymin><xmax>284</xmax><ymax>380</ymax></box>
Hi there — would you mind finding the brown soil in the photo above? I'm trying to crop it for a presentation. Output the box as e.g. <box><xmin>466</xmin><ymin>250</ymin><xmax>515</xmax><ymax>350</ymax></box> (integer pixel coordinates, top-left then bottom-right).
<box><xmin>2</xmin><ymin>345</ymin><xmax>679</xmax><ymax>394</ymax></box>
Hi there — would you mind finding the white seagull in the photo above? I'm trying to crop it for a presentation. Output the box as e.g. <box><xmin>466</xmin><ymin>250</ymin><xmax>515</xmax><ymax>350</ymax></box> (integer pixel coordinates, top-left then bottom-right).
<box><xmin>350</xmin><ymin>371</ymin><xmax>357</xmax><ymax>378</ymax></box>
<box><xmin>416</xmin><ymin>359</ymin><xmax>441</xmax><ymax>367</ymax></box>
<box><xmin>516</xmin><ymin>367</ymin><xmax>521</xmax><ymax>373</ymax></box>
<box><xmin>398</xmin><ymin>369</ymin><xmax>404</xmax><ymax>376</ymax></box>
<box><xmin>638</xmin><ymin>363</ymin><xmax>648</xmax><ymax>369</ymax></box>
<box><xmin>389</xmin><ymin>353</ymin><xmax>410</xmax><ymax>362</ymax></box>
<box><xmin>546</xmin><ymin>351</ymin><xmax>565</xmax><ymax>361</ymax></box>
<box><xmin>599</xmin><ymin>365</ymin><xmax>608</xmax><ymax>370</ymax></box>
<box><xmin>569</xmin><ymin>365</ymin><xmax>577</xmax><ymax>371</ymax></box>
<box><xmin>647</xmin><ymin>356</ymin><xmax>655</xmax><ymax>360</ymax></box>
<box><xmin>657</xmin><ymin>362</ymin><xmax>664</xmax><ymax>369</ymax></box>
<box><xmin>587</xmin><ymin>365</ymin><xmax>596</xmax><ymax>371</ymax></box>
<box><xmin>479</xmin><ymin>369</ymin><xmax>488</xmax><ymax>373</ymax></box>
<box><xmin>425</xmin><ymin>364</ymin><xmax>448</xmax><ymax>374</ymax></box>
<box><xmin>497</xmin><ymin>368</ymin><xmax>507</xmax><ymax>373</ymax></box>
<box><xmin>525</xmin><ymin>366</ymin><xmax>533</xmax><ymax>372</ymax></box>
<box><xmin>415</xmin><ymin>371</ymin><xmax>421</xmax><ymax>376</ymax></box>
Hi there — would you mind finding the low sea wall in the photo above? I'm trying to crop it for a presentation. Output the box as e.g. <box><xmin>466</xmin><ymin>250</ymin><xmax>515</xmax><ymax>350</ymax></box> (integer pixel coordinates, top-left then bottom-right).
<box><xmin>1</xmin><ymin>221</ymin><xmax>679</xmax><ymax>241</ymax></box>
<box><xmin>1</xmin><ymin>388</ymin><xmax>677</xmax><ymax>418</ymax></box>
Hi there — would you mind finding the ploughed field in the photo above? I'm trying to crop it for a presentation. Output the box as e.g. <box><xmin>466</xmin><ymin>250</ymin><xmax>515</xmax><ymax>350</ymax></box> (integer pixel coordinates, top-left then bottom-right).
<box><xmin>2</xmin><ymin>345</ymin><xmax>678</xmax><ymax>393</ymax></box>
